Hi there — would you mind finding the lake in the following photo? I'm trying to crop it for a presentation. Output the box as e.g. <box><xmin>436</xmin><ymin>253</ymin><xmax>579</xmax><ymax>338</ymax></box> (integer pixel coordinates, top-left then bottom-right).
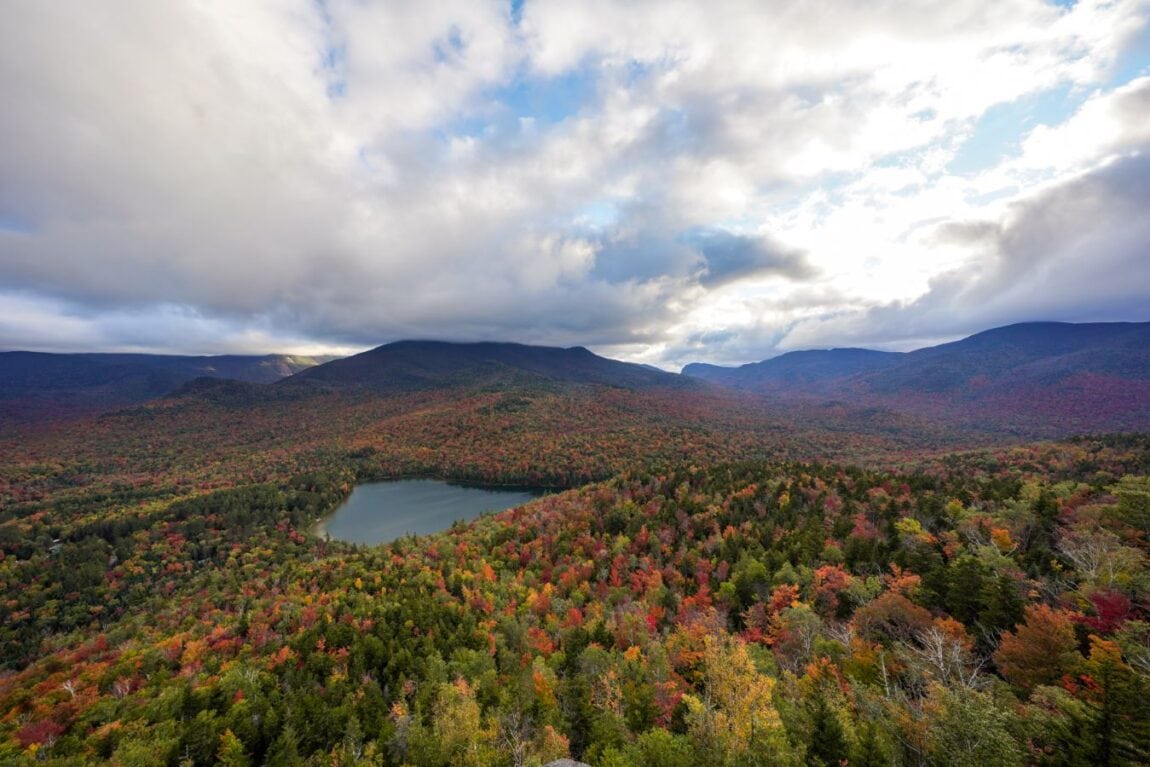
<box><xmin>317</xmin><ymin>479</ymin><xmax>543</xmax><ymax>545</ymax></box>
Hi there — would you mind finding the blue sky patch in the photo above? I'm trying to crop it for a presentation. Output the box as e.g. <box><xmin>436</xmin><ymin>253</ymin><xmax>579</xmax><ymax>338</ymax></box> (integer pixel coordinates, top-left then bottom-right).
<box><xmin>948</xmin><ymin>85</ymin><xmax>1081</xmax><ymax>175</ymax></box>
<box><xmin>577</xmin><ymin>200</ymin><xmax>620</xmax><ymax>229</ymax></box>
<box><xmin>434</xmin><ymin>64</ymin><xmax>598</xmax><ymax>144</ymax></box>
<box><xmin>494</xmin><ymin>65</ymin><xmax>598</xmax><ymax>125</ymax></box>
<box><xmin>313</xmin><ymin>0</ymin><xmax>347</xmax><ymax>99</ymax></box>
<box><xmin>433</xmin><ymin>26</ymin><xmax>466</xmax><ymax>65</ymax></box>
<box><xmin>1106</xmin><ymin>22</ymin><xmax>1150</xmax><ymax>86</ymax></box>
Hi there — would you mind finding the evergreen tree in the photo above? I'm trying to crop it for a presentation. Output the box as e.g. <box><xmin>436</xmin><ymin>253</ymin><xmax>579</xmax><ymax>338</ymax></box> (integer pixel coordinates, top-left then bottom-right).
<box><xmin>266</xmin><ymin>724</ymin><xmax>305</xmax><ymax>767</ymax></box>
<box><xmin>804</xmin><ymin>695</ymin><xmax>849</xmax><ymax>767</ymax></box>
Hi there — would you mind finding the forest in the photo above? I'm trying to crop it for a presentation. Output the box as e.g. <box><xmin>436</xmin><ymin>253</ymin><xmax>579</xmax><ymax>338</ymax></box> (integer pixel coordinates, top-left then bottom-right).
<box><xmin>1</xmin><ymin>382</ymin><xmax>1148</xmax><ymax>765</ymax></box>
<box><xmin>7</xmin><ymin>0</ymin><xmax>1150</xmax><ymax>760</ymax></box>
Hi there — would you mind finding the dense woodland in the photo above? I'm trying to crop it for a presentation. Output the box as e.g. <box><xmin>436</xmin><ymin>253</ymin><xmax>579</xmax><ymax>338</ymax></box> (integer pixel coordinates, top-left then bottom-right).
<box><xmin>1</xmin><ymin>380</ymin><xmax>1148</xmax><ymax>765</ymax></box>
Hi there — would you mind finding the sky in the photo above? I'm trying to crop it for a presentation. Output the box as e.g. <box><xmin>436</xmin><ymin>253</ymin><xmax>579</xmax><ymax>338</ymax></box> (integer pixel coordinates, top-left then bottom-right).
<box><xmin>2</xmin><ymin>0</ymin><xmax>1149</xmax><ymax>370</ymax></box>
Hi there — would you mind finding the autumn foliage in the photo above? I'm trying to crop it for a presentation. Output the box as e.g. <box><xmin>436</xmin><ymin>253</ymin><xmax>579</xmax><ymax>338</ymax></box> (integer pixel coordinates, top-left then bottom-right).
<box><xmin>0</xmin><ymin>381</ymin><xmax>1148</xmax><ymax>765</ymax></box>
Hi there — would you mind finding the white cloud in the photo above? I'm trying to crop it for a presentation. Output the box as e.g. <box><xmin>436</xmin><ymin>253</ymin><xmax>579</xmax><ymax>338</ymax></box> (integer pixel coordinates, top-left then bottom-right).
<box><xmin>0</xmin><ymin>0</ymin><xmax>1148</xmax><ymax>366</ymax></box>
<box><xmin>770</xmin><ymin>149</ymin><xmax>1150</xmax><ymax>355</ymax></box>
<box><xmin>1016</xmin><ymin>76</ymin><xmax>1150</xmax><ymax>170</ymax></box>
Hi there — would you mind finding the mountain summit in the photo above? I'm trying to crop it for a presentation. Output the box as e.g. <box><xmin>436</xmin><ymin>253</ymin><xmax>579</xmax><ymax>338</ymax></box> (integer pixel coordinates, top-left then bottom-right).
<box><xmin>283</xmin><ymin>340</ymin><xmax>691</xmax><ymax>392</ymax></box>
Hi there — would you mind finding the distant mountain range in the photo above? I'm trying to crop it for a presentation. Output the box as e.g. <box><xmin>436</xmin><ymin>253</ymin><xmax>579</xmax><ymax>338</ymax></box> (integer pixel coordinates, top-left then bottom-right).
<box><xmin>684</xmin><ymin>347</ymin><xmax>899</xmax><ymax>392</ymax></box>
<box><xmin>0</xmin><ymin>352</ymin><xmax>333</xmax><ymax>421</ymax></box>
<box><xmin>4</xmin><ymin>322</ymin><xmax>1149</xmax><ymax>437</ymax></box>
<box><xmin>682</xmin><ymin>321</ymin><xmax>1150</xmax><ymax>435</ymax></box>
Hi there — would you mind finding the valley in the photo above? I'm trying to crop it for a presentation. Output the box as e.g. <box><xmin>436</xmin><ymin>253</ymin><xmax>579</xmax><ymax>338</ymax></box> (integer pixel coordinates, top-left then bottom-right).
<box><xmin>9</xmin><ymin>4</ymin><xmax>1150</xmax><ymax>763</ymax></box>
<box><xmin>0</xmin><ymin>325</ymin><xmax>1148</xmax><ymax>766</ymax></box>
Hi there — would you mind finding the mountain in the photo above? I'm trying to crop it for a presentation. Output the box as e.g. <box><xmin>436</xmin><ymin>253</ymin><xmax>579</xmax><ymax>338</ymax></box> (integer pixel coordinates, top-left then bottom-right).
<box><xmin>282</xmin><ymin>340</ymin><xmax>695</xmax><ymax>392</ymax></box>
<box><xmin>5</xmin><ymin>330</ymin><xmax>1149</xmax><ymax>761</ymax></box>
<box><xmin>867</xmin><ymin>321</ymin><xmax>1150</xmax><ymax>393</ymax></box>
<box><xmin>683</xmin><ymin>348</ymin><xmax>900</xmax><ymax>393</ymax></box>
<box><xmin>682</xmin><ymin>321</ymin><xmax>1150</xmax><ymax>435</ymax></box>
<box><xmin>0</xmin><ymin>351</ymin><xmax>333</xmax><ymax>421</ymax></box>
<box><xmin>8</xmin><ymin>323</ymin><xmax>1149</xmax><ymax>437</ymax></box>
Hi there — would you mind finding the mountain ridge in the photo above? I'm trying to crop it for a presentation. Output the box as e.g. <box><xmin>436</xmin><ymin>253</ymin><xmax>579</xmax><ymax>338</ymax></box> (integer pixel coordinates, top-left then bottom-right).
<box><xmin>682</xmin><ymin>321</ymin><xmax>1150</xmax><ymax>434</ymax></box>
<box><xmin>5</xmin><ymin>321</ymin><xmax>1150</xmax><ymax>436</ymax></box>
<box><xmin>0</xmin><ymin>351</ymin><xmax>334</xmax><ymax>421</ymax></box>
<box><xmin>683</xmin><ymin>347</ymin><xmax>900</xmax><ymax>391</ymax></box>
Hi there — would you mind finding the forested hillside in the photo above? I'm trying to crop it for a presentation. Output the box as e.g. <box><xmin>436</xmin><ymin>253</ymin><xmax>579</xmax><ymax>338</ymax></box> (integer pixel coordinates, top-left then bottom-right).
<box><xmin>282</xmin><ymin>341</ymin><xmax>692</xmax><ymax>393</ymax></box>
<box><xmin>0</xmin><ymin>352</ymin><xmax>333</xmax><ymax>424</ymax></box>
<box><xmin>1</xmin><ymin>337</ymin><xmax>1148</xmax><ymax>765</ymax></box>
<box><xmin>7</xmin><ymin>0</ymin><xmax>1150</xmax><ymax>762</ymax></box>
<box><xmin>2</xmin><ymin>432</ymin><xmax>1148</xmax><ymax>765</ymax></box>
<box><xmin>684</xmin><ymin>322</ymin><xmax>1150</xmax><ymax>436</ymax></box>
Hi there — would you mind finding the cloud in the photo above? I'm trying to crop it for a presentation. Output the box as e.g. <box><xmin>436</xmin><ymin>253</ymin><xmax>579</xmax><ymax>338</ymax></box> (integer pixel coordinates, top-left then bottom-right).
<box><xmin>939</xmin><ymin>150</ymin><xmax>1150</xmax><ymax>319</ymax></box>
<box><xmin>1</xmin><ymin>0</ymin><xmax>1148</xmax><ymax>365</ymax></box>
<box><xmin>1015</xmin><ymin>75</ymin><xmax>1150</xmax><ymax>171</ymax></box>
<box><xmin>679</xmin><ymin>228</ymin><xmax>814</xmax><ymax>286</ymax></box>
<box><xmin>0</xmin><ymin>291</ymin><xmax>359</xmax><ymax>356</ymax></box>
<box><xmin>776</xmin><ymin>148</ymin><xmax>1150</xmax><ymax>353</ymax></box>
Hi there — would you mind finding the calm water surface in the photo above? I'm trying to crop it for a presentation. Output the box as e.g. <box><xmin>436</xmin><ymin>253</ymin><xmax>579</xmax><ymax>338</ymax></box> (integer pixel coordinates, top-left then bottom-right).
<box><xmin>318</xmin><ymin>479</ymin><xmax>542</xmax><ymax>545</ymax></box>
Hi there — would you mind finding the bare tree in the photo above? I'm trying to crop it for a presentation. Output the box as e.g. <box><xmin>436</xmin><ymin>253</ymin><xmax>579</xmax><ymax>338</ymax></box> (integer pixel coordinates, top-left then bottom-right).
<box><xmin>1058</xmin><ymin>526</ymin><xmax>1145</xmax><ymax>588</ymax></box>
<box><xmin>499</xmin><ymin>709</ymin><xmax>533</xmax><ymax>767</ymax></box>
<box><xmin>905</xmin><ymin>627</ymin><xmax>986</xmax><ymax>690</ymax></box>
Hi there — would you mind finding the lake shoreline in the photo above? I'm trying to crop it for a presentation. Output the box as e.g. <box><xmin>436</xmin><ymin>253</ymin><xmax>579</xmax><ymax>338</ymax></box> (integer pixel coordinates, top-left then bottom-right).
<box><xmin>315</xmin><ymin>479</ymin><xmax>546</xmax><ymax>545</ymax></box>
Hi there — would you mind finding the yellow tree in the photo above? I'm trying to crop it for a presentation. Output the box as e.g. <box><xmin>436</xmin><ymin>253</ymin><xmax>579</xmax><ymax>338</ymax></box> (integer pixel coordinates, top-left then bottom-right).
<box><xmin>681</xmin><ymin>635</ymin><xmax>796</xmax><ymax>765</ymax></box>
<box><xmin>422</xmin><ymin>678</ymin><xmax>499</xmax><ymax>767</ymax></box>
